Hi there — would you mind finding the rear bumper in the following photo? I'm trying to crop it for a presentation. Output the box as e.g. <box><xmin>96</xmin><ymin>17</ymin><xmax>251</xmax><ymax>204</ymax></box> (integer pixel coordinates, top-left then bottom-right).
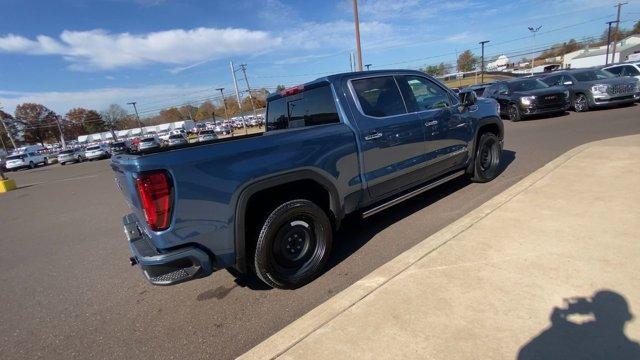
<box><xmin>123</xmin><ymin>214</ymin><xmax>214</xmax><ymax>285</ymax></box>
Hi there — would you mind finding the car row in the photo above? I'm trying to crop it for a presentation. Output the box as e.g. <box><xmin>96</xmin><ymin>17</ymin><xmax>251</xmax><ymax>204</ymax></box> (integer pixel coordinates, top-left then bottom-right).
<box><xmin>461</xmin><ymin>66</ymin><xmax>639</xmax><ymax>122</ymax></box>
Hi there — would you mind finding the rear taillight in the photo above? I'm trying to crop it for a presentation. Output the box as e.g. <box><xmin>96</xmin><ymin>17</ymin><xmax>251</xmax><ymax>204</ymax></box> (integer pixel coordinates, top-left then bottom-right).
<box><xmin>135</xmin><ymin>171</ymin><xmax>173</xmax><ymax>231</ymax></box>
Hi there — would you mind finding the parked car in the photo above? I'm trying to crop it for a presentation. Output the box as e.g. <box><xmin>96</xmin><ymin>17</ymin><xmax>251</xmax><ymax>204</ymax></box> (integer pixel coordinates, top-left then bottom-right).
<box><xmin>482</xmin><ymin>78</ymin><xmax>569</xmax><ymax>121</ymax></box>
<box><xmin>57</xmin><ymin>148</ymin><xmax>86</xmax><ymax>165</ymax></box>
<box><xmin>85</xmin><ymin>144</ymin><xmax>111</xmax><ymax>161</ymax></box>
<box><xmin>197</xmin><ymin>129</ymin><xmax>218</xmax><ymax>142</ymax></box>
<box><xmin>603</xmin><ymin>62</ymin><xmax>640</xmax><ymax>81</ymax></box>
<box><xmin>214</xmin><ymin>123</ymin><xmax>232</xmax><ymax>135</ymax></box>
<box><xmin>138</xmin><ymin>136</ymin><xmax>161</xmax><ymax>151</ymax></box>
<box><xmin>111</xmin><ymin>70</ymin><xmax>504</xmax><ymax>289</ymax></box>
<box><xmin>109</xmin><ymin>141</ymin><xmax>130</xmax><ymax>155</ymax></box>
<box><xmin>167</xmin><ymin>133</ymin><xmax>188</xmax><ymax>147</ymax></box>
<box><xmin>540</xmin><ymin>69</ymin><xmax>639</xmax><ymax>112</ymax></box>
<box><xmin>5</xmin><ymin>151</ymin><xmax>48</xmax><ymax>171</ymax></box>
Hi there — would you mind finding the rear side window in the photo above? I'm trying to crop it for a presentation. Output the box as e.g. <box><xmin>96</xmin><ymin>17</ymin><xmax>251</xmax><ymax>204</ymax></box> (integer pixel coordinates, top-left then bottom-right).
<box><xmin>266</xmin><ymin>85</ymin><xmax>339</xmax><ymax>131</ymax></box>
<box><xmin>351</xmin><ymin>76</ymin><xmax>406</xmax><ymax>117</ymax></box>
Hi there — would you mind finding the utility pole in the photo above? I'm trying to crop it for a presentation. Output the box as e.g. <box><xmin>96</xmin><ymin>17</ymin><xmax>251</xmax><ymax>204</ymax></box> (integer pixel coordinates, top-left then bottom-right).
<box><xmin>230</xmin><ymin>61</ymin><xmax>248</xmax><ymax>134</ymax></box>
<box><xmin>611</xmin><ymin>2</ymin><xmax>627</xmax><ymax>64</ymax></box>
<box><xmin>352</xmin><ymin>0</ymin><xmax>363</xmax><ymax>71</ymax></box>
<box><xmin>605</xmin><ymin>21</ymin><xmax>617</xmax><ymax>65</ymax></box>
<box><xmin>479</xmin><ymin>40</ymin><xmax>490</xmax><ymax>84</ymax></box>
<box><xmin>239</xmin><ymin>64</ymin><xmax>258</xmax><ymax>119</ymax></box>
<box><xmin>55</xmin><ymin>116</ymin><xmax>66</xmax><ymax>149</ymax></box>
<box><xmin>126</xmin><ymin>101</ymin><xmax>143</xmax><ymax>129</ymax></box>
<box><xmin>216</xmin><ymin>88</ymin><xmax>229</xmax><ymax>121</ymax></box>
<box><xmin>0</xmin><ymin>105</ymin><xmax>17</xmax><ymax>149</ymax></box>
<box><xmin>528</xmin><ymin>26</ymin><xmax>542</xmax><ymax>76</ymax></box>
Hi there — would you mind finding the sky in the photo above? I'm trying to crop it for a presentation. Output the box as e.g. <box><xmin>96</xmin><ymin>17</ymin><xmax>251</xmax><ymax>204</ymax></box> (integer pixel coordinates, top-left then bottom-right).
<box><xmin>1</xmin><ymin>0</ymin><xmax>639</xmax><ymax>116</ymax></box>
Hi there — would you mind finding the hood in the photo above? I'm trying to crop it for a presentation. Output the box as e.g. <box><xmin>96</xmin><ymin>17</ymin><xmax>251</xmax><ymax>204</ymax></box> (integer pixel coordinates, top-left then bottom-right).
<box><xmin>513</xmin><ymin>86</ymin><xmax>566</xmax><ymax>97</ymax></box>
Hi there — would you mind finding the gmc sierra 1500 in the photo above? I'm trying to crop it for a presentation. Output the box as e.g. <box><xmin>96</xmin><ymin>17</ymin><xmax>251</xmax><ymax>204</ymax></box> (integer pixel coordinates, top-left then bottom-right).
<box><xmin>111</xmin><ymin>70</ymin><xmax>504</xmax><ymax>289</ymax></box>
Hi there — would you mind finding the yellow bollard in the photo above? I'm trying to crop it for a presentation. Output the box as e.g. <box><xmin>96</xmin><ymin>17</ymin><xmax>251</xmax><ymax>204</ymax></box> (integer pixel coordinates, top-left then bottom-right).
<box><xmin>0</xmin><ymin>178</ymin><xmax>17</xmax><ymax>192</ymax></box>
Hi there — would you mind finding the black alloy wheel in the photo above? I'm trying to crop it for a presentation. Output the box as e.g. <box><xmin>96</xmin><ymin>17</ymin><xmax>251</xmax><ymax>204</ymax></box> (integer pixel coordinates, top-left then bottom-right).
<box><xmin>253</xmin><ymin>199</ymin><xmax>332</xmax><ymax>289</ymax></box>
<box><xmin>508</xmin><ymin>104</ymin><xmax>521</xmax><ymax>122</ymax></box>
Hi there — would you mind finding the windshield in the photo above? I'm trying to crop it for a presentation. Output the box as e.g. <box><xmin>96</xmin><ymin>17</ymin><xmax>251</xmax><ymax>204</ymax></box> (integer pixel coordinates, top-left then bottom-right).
<box><xmin>7</xmin><ymin>154</ymin><xmax>26</xmax><ymax>160</ymax></box>
<box><xmin>507</xmin><ymin>79</ymin><xmax>549</xmax><ymax>92</ymax></box>
<box><xmin>87</xmin><ymin>146</ymin><xmax>100</xmax><ymax>151</ymax></box>
<box><xmin>573</xmin><ymin>70</ymin><xmax>613</xmax><ymax>82</ymax></box>
<box><xmin>59</xmin><ymin>150</ymin><xmax>74</xmax><ymax>155</ymax></box>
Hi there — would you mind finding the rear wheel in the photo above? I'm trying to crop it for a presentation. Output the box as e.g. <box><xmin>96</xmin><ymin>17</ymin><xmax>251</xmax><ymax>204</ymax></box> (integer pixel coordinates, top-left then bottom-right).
<box><xmin>470</xmin><ymin>132</ymin><xmax>502</xmax><ymax>183</ymax></box>
<box><xmin>43</xmin><ymin>157</ymin><xmax>48</xmax><ymax>165</ymax></box>
<box><xmin>508</xmin><ymin>103</ymin><xmax>521</xmax><ymax>122</ymax></box>
<box><xmin>253</xmin><ymin>199</ymin><xmax>332</xmax><ymax>289</ymax></box>
<box><xmin>60</xmin><ymin>162</ymin><xmax>66</xmax><ymax>166</ymax></box>
<box><xmin>573</xmin><ymin>93</ymin><xmax>589</xmax><ymax>112</ymax></box>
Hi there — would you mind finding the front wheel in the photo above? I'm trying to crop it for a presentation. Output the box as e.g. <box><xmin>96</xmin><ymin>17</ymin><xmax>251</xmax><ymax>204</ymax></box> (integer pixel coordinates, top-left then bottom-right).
<box><xmin>29</xmin><ymin>161</ymin><xmax>35</xmax><ymax>169</ymax></box>
<box><xmin>253</xmin><ymin>199</ymin><xmax>333</xmax><ymax>289</ymax></box>
<box><xmin>470</xmin><ymin>132</ymin><xmax>502</xmax><ymax>183</ymax></box>
<box><xmin>573</xmin><ymin>94</ymin><xmax>589</xmax><ymax>112</ymax></box>
<box><xmin>508</xmin><ymin>103</ymin><xmax>521</xmax><ymax>122</ymax></box>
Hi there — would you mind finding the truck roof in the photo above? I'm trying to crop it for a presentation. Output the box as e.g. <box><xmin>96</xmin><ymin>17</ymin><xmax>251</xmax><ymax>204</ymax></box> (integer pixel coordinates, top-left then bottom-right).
<box><xmin>267</xmin><ymin>69</ymin><xmax>429</xmax><ymax>101</ymax></box>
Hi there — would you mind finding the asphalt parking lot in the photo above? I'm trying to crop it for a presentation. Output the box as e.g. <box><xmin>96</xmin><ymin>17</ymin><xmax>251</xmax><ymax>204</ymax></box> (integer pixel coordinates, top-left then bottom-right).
<box><xmin>1</xmin><ymin>105</ymin><xmax>639</xmax><ymax>360</ymax></box>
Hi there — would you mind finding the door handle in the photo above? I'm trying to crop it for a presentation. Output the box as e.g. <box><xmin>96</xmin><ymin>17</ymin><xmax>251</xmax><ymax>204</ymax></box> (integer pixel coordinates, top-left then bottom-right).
<box><xmin>425</xmin><ymin>120</ymin><xmax>438</xmax><ymax>127</ymax></box>
<box><xmin>364</xmin><ymin>131</ymin><xmax>383</xmax><ymax>141</ymax></box>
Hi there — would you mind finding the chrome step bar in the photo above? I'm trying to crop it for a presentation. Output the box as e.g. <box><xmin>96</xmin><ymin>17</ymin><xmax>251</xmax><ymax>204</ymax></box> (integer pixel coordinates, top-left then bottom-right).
<box><xmin>361</xmin><ymin>170</ymin><xmax>466</xmax><ymax>219</ymax></box>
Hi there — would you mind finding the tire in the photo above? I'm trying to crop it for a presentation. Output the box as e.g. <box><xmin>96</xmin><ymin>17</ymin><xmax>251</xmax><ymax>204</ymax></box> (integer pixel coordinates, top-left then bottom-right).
<box><xmin>253</xmin><ymin>199</ymin><xmax>333</xmax><ymax>289</ymax></box>
<box><xmin>508</xmin><ymin>103</ymin><xmax>522</xmax><ymax>122</ymax></box>
<box><xmin>470</xmin><ymin>132</ymin><xmax>502</xmax><ymax>183</ymax></box>
<box><xmin>61</xmin><ymin>162</ymin><xmax>66</xmax><ymax>166</ymax></box>
<box><xmin>43</xmin><ymin>157</ymin><xmax>48</xmax><ymax>165</ymax></box>
<box><xmin>29</xmin><ymin>161</ymin><xmax>35</xmax><ymax>169</ymax></box>
<box><xmin>573</xmin><ymin>93</ymin><xmax>589</xmax><ymax>112</ymax></box>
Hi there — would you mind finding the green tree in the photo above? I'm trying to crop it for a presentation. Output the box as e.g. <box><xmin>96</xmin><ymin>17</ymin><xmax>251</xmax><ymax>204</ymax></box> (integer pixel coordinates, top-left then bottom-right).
<box><xmin>457</xmin><ymin>50</ymin><xmax>477</xmax><ymax>72</ymax></box>
<box><xmin>14</xmin><ymin>103</ymin><xmax>58</xmax><ymax>144</ymax></box>
<box><xmin>276</xmin><ymin>84</ymin><xmax>286</xmax><ymax>92</ymax></box>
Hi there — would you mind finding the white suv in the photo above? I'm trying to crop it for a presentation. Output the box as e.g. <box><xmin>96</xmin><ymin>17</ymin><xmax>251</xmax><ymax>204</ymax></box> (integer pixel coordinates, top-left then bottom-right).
<box><xmin>5</xmin><ymin>151</ymin><xmax>48</xmax><ymax>171</ymax></box>
<box><xmin>85</xmin><ymin>144</ymin><xmax>110</xmax><ymax>161</ymax></box>
<box><xmin>604</xmin><ymin>62</ymin><xmax>640</xmax><ymax>81</ymax></box>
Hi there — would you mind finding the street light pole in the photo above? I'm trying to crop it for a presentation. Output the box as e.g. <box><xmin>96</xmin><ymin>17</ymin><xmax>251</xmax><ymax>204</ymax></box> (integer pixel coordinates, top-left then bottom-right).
<box><xmin>126</xmin><ymin>101</ymin><xmax>143</xmax><ymax>129</ymax></box>
<box><xmin>216</xmin><ymin>88</ymin><xmax>229</xmax><ymax>121</ymax></box>
<box><xmin>365</xmin><ymin>64</ymin><xmax>372</xmax><ymax>71</ymax></box>
<box><xmin>55</xmin><ymin>116</ymin><xmax>66</xmax><ymax>150</ymax></box>
<box><xmin>479</xmin><ymin>40</ymin><xmax>490</xmax><ymax>84</ymax></box>
<box><xmin>528</xmin><ymin>26</ymin><xmax>542</xmax><ymax>76</ymax></box>
<box><xmin>352</xmin><ymin>0</ymin><xmax>363</xmax><ymax>71</ymax></box>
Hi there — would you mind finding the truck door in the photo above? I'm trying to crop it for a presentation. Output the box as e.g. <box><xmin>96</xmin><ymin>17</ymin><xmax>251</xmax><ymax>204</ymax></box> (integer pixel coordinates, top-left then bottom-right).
<box><xmin>396</xmin><ymin>75</ymin><xmax>471</xmax><ymax>179</ymax></box>
<box><xmin>347</xmin><ymin>75</ymin><xmax>427</xmax><ymax>199</ymax></box>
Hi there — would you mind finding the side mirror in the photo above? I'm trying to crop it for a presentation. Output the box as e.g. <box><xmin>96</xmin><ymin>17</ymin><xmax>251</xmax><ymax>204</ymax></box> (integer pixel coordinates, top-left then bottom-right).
<box><xmin>459</xmin><ymin>90</ymin><xmax>477</xmax><ymax>107</ymax></box>
<box><xmin>563</xmin><ymin>80</ymin><xmax>573</xmax><ymax>86</ymax></box>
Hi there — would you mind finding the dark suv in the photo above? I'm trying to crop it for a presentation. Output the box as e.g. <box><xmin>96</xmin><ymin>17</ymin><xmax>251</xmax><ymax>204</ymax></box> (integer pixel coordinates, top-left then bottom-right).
<box><xmin>482</xmin><ymin>78</ymin><xmax>569</xmax><ymax>121</ymax></box>
<box><xmin>540</xmin><ymin>69</ymin><xmax>639</xmax><ymax>112</ymax></box>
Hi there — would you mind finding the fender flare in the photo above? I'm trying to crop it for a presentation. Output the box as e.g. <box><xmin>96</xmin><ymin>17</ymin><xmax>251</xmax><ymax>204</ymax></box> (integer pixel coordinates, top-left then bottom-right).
<box><xmin>233</xmin><ymin>168</ymin><xmax>343</xmax><ymax>272</ymax></box>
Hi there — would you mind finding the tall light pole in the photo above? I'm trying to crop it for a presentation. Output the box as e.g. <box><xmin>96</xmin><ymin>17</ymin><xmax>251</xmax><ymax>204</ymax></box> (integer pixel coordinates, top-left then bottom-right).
<box><xmin>479</xmin><ymin>40</ymin><xmax>490</xmax><ymax>84</ymax></box>
<box><xmin>528</xmin><ymin>26</ymin><xmax>542</xmax><ymax>76</ymax></box>
<box><xmin>230</xmin><ymin>61</ymin><xmax>248</xmax><ymax>134</ymax></box>
<box><xmin>126</xmin><ymin>101</ymin><xmax>143</xmax><ymax>129</ymax></box>
<box><xmin>352</xmin><ymin>0</ymin><xmax>363</xmax><ymax>71</ymax></box>
<box><xmin>611</xmin><ymin>2</ymin><xmax>627</xmax><ymax>64</ymax></box>
<box><xmin>605</xmin><ymin>21</ymin><xmax>617</xmax><ymax>65</ymax></box>
<box><xmin>239</xmin><ymin>64</ymin><xmax>258</xmax><ymax>119</ymax></box>
<box><xmin>55</xmin><ymin>115</ymin><xmax>66</xmax><ymax>149</ymax></box>
<box><xmin>216</xmin><ymin>88</ymin><xmax>229</xmax><ymax>121</ymax></box>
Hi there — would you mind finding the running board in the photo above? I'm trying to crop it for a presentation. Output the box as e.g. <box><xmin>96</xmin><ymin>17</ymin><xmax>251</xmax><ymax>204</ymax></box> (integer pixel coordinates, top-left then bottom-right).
<box><xmin>361</xmin><ymin>170</ymin><xmax>466</xmax><ymax>219</ymax></box>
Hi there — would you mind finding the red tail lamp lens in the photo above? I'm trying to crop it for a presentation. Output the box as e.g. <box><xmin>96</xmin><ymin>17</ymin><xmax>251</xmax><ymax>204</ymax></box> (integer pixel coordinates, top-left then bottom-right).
<box><xmin>135</xmin><ymin>171</ymin><xmax>173</xmax><ymax>231</ymax></box>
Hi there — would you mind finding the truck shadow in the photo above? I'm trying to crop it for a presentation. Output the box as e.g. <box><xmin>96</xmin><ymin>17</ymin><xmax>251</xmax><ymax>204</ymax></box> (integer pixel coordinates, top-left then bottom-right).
<box><xmin>325</xmin><ymin>149</ymin><xmax>515</xmax><ymax>275</ymax></box>
<box><xmin>518</xmin><ymin>289</ymin><xmax>640</xmax><ymax>360</ymax></box>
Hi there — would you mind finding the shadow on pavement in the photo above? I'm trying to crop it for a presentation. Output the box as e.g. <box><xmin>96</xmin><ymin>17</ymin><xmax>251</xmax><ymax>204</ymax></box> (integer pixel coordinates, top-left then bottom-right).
<box><xmin>518</xmin><ymin>290</ymin><xmax>640</xmax><ymax>360</ymax></box>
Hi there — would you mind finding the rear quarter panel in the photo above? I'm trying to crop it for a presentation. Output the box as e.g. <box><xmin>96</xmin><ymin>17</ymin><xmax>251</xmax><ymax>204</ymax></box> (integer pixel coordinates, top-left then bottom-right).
<box><xmin>111</xmin><ymin>123</ymin><xmax>360</xmax><ymax>268</ymax></box>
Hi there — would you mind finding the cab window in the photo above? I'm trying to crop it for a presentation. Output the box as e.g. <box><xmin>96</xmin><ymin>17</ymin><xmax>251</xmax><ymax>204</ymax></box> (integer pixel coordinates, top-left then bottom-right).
<box><xmin>542</xmin><ymin>75</ymin><xmax>562</xmax><ymax>86</ymax></box>
<box><xmin>399</xmin><ymin>76</ymin><xmax>452</xmax><ymax>112</ymax></box>
<box><xmin>266</xmin><ymin>84</ymin><xmax>339</xmax><ymax>131</ymax></box>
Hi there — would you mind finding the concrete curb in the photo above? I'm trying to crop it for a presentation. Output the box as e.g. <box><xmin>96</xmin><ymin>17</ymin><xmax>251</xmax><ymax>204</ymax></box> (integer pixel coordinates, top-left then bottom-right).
<box><xmin>238</xmin><ymin>135</ymin><xmax>639</xmax><ymax>360</ymax></box>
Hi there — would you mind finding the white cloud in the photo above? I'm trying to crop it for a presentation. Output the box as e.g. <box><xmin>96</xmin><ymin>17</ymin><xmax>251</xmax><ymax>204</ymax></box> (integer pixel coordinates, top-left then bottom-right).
<box><xmin>284</xmin><ymin>20</ymin><xmax>394</xmax><ymax>51</ymax></box>
<box><xmin>0</xmin><ymin>27</ymin><xmax>281</xmax><ymax>70</ymax></box>
<box><xmin>0</xmin><ymin>85</ymin><xmax>215</xmax><ymax>115</ymax></box>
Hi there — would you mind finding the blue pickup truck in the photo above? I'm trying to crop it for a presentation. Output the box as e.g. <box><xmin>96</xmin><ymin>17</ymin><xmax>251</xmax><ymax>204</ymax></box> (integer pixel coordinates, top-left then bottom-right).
<box><xmin>111</xmin><ymin>70</ymin><xmax>504</xmax><ymax>289</ymax></box>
